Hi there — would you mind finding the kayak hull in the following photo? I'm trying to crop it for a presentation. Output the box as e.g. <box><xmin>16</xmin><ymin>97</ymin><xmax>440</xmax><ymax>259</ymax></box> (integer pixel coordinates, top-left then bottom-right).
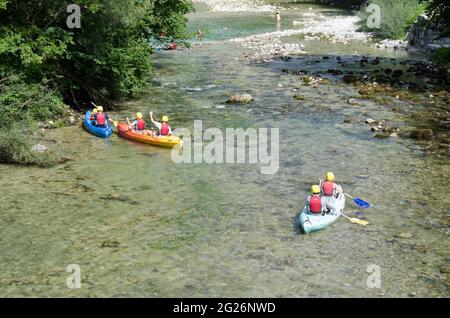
<box><xmin>117</xmin><ymin>123</ymin><xmax>182</xmax><ymax>148</ymax></box>
<box><xmin>299</xmin><ymin>191</ymin><xmax>345</xmax><ymax>234</ymax></box>
<box><xmin>83</xmin><ymin>111</ymin><xmax>113</xmax><ymax>138</ymax></box>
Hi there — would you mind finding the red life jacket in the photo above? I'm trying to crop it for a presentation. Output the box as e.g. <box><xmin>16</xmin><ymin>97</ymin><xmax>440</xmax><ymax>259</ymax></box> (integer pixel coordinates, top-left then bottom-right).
<box><xmin>96</xmin><ymin>112</ymin><xmax>106</xmax><ymax>126</ymax></box>
<box><xmin>323</xmin><ymin>181</ymin><xmax>334</xmax><ymax>196</ymax></box>
<box><xmin>136</xmin><ymin>119</ymin><xmax>145</xmax><ymax>131</ymax></box>
<box><xmin>160</xmin><ymin>123</ymin><xmax>170</xmax><ymax>136</ymax></box>
<box><xmin>309</xmin><ymin>195</ymin><xmax>322</xmax><ymax>214</ymax></box>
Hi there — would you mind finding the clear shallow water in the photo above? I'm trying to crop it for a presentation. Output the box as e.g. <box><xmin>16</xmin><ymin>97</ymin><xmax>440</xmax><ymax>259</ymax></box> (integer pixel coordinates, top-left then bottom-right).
<box><xmin>0</xmin><ymin>3</ymin><xmax>448</xmax><ymax>297</ymax></box>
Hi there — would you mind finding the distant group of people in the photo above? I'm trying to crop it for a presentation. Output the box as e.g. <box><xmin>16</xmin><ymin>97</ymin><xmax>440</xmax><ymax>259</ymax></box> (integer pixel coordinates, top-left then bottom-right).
<box><xmin>90</xmin><ymin>107</ymin><xmax>172</xmax><ymax>137</ymax></box>
<box><xmin>307</xmin><ymin>172</ymin><xmax>343</xmax><ymax>214</ymax></box>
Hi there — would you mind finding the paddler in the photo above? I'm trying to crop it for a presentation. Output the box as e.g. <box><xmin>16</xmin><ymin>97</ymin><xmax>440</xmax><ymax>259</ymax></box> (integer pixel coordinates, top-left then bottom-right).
<box><xmin>89</xmin><ymin>107</ymin><xmax>98</xmax><ymax>120</ymax></box>
<box><xmin>149</xmin><ymin>111</ymin><xmax>172</xmax><ymax>136</ymax></box>
<box><xmin>126</xmin><ymin>112</ymin><xmax>155</xmax><ymax>136</ymax></box>
<box><xmin>319</xmin><ymin>172</ymin><xmax>343</xmax><ymax>197</ymax></box>
<box><xmin>92</xmin><ymin>106</ymin><xmax>113</xmax><ymax>127</ymax></box>
<box><xmin>307</xmin><ymin>185</ymin><xmax>323</xmax><ymax>214</ymax></box>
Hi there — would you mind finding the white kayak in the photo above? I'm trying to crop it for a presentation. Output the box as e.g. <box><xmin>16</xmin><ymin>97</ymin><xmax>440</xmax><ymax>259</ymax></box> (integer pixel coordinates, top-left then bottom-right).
<box><xmin>299</xmin><ymin>191</ymin><xmax>346</xmax><ymax>234</ymax></box>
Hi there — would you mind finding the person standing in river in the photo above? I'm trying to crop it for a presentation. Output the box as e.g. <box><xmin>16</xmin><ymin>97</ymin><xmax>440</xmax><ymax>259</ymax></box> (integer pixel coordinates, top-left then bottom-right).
<box><xmin>275</xmin><ymin>11</ymin><xmax>281</xmax><ymax>31</ymax></box>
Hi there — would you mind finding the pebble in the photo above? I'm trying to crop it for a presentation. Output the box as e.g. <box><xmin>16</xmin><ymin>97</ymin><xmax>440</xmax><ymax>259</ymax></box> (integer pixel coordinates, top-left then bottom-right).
<box><xmin>399</xmin><ymin>232</ymin><xmax>413</xmax><ymax>239</ymax></box>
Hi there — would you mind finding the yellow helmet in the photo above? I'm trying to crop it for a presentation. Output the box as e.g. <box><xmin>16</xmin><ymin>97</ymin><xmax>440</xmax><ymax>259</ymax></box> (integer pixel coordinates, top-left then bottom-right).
<box><xmin>162</xmin><ymin>115</ymin><xmax>169</xmax><ymax>122</ymax></box>
<box><xmin>92</xmin><ymin>108</ymin><xmax>98</xmax><ymax>114</ymax></box>
<box><xmin>326</xmin><ymin>172</ymin><xmax>335</xmax><ymax>182</ymax></box>
<box><xmin>97</xmin><ymin>106</ymin><xmax>103</xmax><ymax>112</ymax></box>
<box><xmin>136</xmin><ymin>112</ymin><xmax>143</xmax><ymax>119</ymax></box>
<box><xmin>311</xmin><ymin>185</ymin><xmax>320</xmax><ymax>194</ymax></box>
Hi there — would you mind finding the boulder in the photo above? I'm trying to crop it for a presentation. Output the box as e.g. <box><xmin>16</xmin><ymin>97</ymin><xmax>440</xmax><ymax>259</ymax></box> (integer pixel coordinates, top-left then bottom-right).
<box><xmin>226</xmin><ymin>94</ymin><xmax>253</xmax><ymax>104</ymax></box>
<box><xmin>407</xmin><ymin>14</ymin><xmax>450</xmax><ymax>52</ymax></box>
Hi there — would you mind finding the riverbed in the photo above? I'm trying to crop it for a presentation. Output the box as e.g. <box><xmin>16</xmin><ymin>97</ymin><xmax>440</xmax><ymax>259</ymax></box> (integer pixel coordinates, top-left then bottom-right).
<box><xmin>0</xmin><ymin>2</ymin><xmax>448</xmax><ymax>297</ymax></box>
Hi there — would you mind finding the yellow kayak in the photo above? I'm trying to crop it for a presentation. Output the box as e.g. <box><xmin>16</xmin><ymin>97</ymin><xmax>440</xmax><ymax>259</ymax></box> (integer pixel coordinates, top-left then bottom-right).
<box><xmin>117</xmin><ymin>123</ymin><xmax>182</xmax><ymax>148</ymax></box>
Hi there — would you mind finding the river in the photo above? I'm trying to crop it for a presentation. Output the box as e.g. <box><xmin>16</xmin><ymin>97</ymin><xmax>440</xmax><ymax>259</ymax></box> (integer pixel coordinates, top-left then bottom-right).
<box><xmin>0</xmin><ymin>2</ymin><xmax>448</xmax><ymax>297</ymax></box>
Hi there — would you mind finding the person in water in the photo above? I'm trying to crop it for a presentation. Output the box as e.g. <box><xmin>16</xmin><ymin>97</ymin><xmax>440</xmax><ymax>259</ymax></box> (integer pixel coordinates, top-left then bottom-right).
<box><xmin>149</xmin><ymin>111</ymin><xmax>172</xmax><ymax>136</ymax></box>
<box><xmin>319</xmin><ymin>172</ymin><xmax>343</xmax><ymax>197</ymax></box>
<box><xmin>92</xmin><ymin>106</ymin><xmax>112</xmax><ymax>127</ymax></box>
<box><xmin>275</xmin><ymin>11</ymin><xmax>281</xmax><ymax>23</ymax></box>
<box><xmin>307</xmin><ymin>185</ymin><xmax>323</xmax><ymax>214</ymax></box>
<box><xmin>126</xmin><ymin>112</ymin><xmax>154</xmax><ymax>135</ymax></box>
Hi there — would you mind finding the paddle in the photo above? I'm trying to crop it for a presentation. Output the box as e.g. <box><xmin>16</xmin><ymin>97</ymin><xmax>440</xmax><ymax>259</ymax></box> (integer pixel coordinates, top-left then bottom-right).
<box><xmin>339</xmin><ymin>211</ymin><xmax>369</xmax><ymax>226</ymax></box>
<box><xmin>344</xmin><ymin>193</ymin><xmax>370</xmax><ymax>208</ymax></box>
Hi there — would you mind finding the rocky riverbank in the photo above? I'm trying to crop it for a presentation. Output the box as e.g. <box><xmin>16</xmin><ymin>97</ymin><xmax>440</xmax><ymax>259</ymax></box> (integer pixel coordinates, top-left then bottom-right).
<box><xmin>193</xmin><ymin>0</ymin><xmax>276</xmax><ymax>12</ymax></box>
<box><xmin>278</xmin><ymin>54</ymin><xmax>450</xmax><ymax>157</ymax></box>
<box><xmin>229</xmin><ymin>14</ymin><xmax>372</xmax><ymax>62</ymax></box>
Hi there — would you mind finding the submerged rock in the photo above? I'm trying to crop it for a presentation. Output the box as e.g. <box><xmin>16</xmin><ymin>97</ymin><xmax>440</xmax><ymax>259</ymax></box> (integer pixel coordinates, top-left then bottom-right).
<box><xmin>343</xmin><ymin>116</ymin><xmax>354</xmax><ymax>123</ymax></box>
<box><xmin>399</xmin><ymin>232</ymin><xmax>413</xmax><ymax>239</ymax></box>
<box><xmin>327</xmin><ymin>69</ymin><xmax>342</xmax><ymax>75</ymax></box>
<box><xmin>100</xmin><ymin>240</ymin><xmax>120</xmax><ymax>248</ymax></box>
<box><xmin>293</xmin><ymin>94</ymin><xmax>305</xmax><ymax>100</ymax></box>
<box><xmin>440</xmin><ymin>265</ymin><xmax>450</xmax><ymax>274</ymax></box>
<box><xmin>374</xmin><ymin>132</ymin><xmax>390</xmax><ymax>139</ymax></box>
<box><xmin>342</xmin><ymin>74</ymin><xmax>359</xmax><ymax>84</ymax></box>
<box><xmin>410</xmin><ymin>128</ymin><xmax>434</xmax><ymax>140</ymax></box>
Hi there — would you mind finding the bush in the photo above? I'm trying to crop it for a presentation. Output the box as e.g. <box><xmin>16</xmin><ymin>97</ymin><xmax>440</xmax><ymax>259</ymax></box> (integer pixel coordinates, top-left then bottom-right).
<box><xmin>0</xmin><ymin>74</ymin><xmax>66</xmax><ymax>165</ymax></box>
<box><xmin>0</xmin><ymin>74</ymin><xmax>66</xmax><ymax>130</ymax></box>
<box><xmin>0</xmin><ymin>127</ymin><xmax>56</xmax><ymax>166</ymax></box>
<box><xmin>427</xmin><ymin>0</ymin><xmax>450</xmax><ymax>38</ymax></box>
<box><xmin>430</xmin><ymin>47</ymin><xmax>450</xmax><ymax>65</ymax></box>
<box><xmin>356</xmin><ymin>0</ymin><xmax>427</xmax><ymax>40</ymax></box>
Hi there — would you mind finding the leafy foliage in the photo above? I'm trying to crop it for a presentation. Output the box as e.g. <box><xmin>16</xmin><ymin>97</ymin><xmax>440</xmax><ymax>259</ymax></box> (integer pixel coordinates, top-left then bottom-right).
<box><xmin>0</xmin><ymin>74</ymin><xmax>66</xmax><ymax>130</ymax></box>
<box><xmin>0</xmin><ymin>0</ymin><xmax>193</xmax><ymax>105</ymax></box>
<box><xmin>356</xmin><ymin>0</ymin><xmax>426</xmax><ymax>40</ymax></box>
<box><xmin>427</xmin><ymin>0</ymin><xmax>450</xmax><ymax>37</ymax></box>
<box><xmin>430</xmin><ymin>47</ymin><xmax>450</xmax><ymax>65</ymax></box>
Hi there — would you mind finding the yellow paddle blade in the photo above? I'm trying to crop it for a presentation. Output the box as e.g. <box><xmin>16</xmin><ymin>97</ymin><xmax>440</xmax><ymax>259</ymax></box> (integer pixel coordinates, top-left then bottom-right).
<box><xmin>113</xmin><ymin>121</ymin><xmax>118</xmax><ymax>127</ymax></box>
<box><xmin>341</xmin><ymin>213</ymin><xmax>369</xmax><ymax>226</ymax></box>
<box><xmin>349</xmin><ymin>217</ymin><xmax>369</xmax><ymax>226</ymax></box>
